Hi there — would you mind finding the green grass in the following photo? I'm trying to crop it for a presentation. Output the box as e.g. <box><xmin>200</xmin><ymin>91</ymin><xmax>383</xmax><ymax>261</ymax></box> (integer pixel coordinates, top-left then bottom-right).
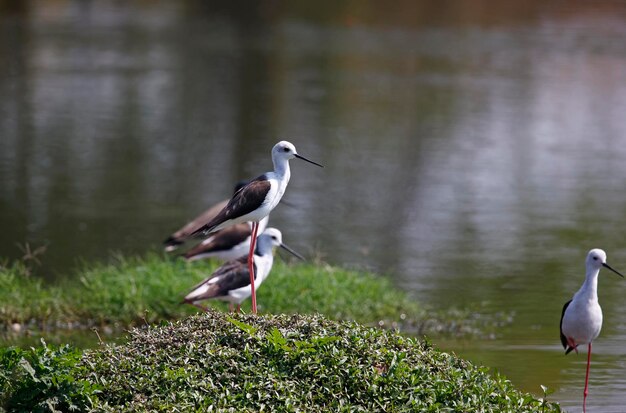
<box><xmin>0</xmin><ymin>254</ymin><xmax>508</xmax><ymax>343</ymax></box>
<box><xmin>0</xmin><ymin>312</ymin><xmax>561</xmax><ymax>412</ymax></box>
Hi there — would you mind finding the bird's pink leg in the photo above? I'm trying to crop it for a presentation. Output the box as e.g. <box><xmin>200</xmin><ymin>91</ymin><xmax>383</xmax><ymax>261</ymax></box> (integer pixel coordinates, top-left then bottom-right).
<box><xmin>248</xmin><ymin>221</ymin><xmax>259</xmax><ymax>314</ymax></box>
<box><xmin>583</xmin><ymin>342</ymin><xmax>592</xmax><ymax>413</ymax></box>
<box><xmin>228</xmin><ymin>303</ymin><xmax>234</xmax><ymax>313</ymax></box>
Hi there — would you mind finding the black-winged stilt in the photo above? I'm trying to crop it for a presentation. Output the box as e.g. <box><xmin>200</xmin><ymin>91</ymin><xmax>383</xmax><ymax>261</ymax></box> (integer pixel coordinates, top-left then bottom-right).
<box><xmin>189</xmin><ymin>141</ymin><xmax>322</xmax><ymax>314</ymax></box>
<box><xmin>163</xmin><ymin>180</ymin><xmax>249</xmax><ymax>252</ymax></box>
<box><xmin>182</xmin><ymin>216</ymin><xmax>269</xmax><ymax>262</ymax></box>
<box><xmin>559</xmin><ymin>248</ymin><xmax>623</xmax><ymax>412</ymax></box>
<box><xmin>181</xmin><ymin>228</ymin><xmax>303</xmax><ymax>313</ymax></box>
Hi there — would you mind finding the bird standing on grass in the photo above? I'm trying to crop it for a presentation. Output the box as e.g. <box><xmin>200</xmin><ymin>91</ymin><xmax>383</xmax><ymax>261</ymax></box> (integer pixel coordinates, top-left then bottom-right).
<box><xmin>188</xmin><ymin>141</ymin><xmax>322</xmax><ymax>314</ymax></box>
<box><xmin>560</xmin><ymin>248</ymin><xmax>623</xmax><ymax>412</ymax></box>
<box><xmin>181</xmin><ymin>228</ymin><xmax>303</xmax><ymax>313</ymax></box>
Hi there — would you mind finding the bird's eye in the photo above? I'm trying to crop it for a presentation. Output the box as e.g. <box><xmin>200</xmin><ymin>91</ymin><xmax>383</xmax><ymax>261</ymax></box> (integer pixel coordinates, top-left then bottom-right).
<box><xmin>283</xmin><ymin>147</ymin><xmax>290</xmax><ymax>152</ymax></box>
<box><xmin>593</xmin><ymin>257</ymin><xmax>598</xmax><ymax>260</ymax></box>
<box><xmin>271</xmin><ymin>236</ymin><xmax>277</xmax><ymax>240</ymax></box>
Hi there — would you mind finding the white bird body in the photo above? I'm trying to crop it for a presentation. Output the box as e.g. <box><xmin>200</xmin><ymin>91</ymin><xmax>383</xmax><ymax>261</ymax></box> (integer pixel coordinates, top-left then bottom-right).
<box><xmin>255</xmin><ymin>168</ymin><xmax>290</xmax><ymax>221</ymax></box>
<box><xmin>561</xmin><ymin>294</ymin><xmax>602</xmax><ymax>346</ymax></box>
<box><xmin>561</xmin><ymin>271</ymin><xmax>603</xmax><ymax>349</ymax></box>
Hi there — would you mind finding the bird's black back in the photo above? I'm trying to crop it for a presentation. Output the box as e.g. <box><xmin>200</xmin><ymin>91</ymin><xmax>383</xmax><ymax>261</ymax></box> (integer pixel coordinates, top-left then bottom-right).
<box><xmin>191</xmin><ymin>176</ymin><xmax>270</xmax><ymax>238</ymax></box>
<box><xmin>560</xmin><ymin>299</ymin><xmax>574</xmax><ymax>354</ymax></box>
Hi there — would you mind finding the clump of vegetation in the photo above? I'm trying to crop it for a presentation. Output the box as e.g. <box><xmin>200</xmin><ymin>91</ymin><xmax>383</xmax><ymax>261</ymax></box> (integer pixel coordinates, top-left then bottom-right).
<box><xmin>1</xmin><ymin>312</ymin><xmax>561</xmax><ymax>412</ymax></box>
<box><xmin>0</xmin><ymin>254</ymin><xmax>509</xmax><ymax>344</ymax></box>
<box><xmin>0</xmin><ymin>340</ymin><xmax>97</xmax><ymax>411</ymax></box>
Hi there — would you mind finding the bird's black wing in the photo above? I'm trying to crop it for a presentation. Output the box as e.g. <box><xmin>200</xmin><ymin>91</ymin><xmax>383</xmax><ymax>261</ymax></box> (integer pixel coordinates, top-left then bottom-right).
<box><xmin>164</xmin><ymin>200</ymin><xmax>228</xmax><ymax>249</ymax></box>
<box><xmin>190</xmin><ymin>177</ymin><xmax>270</xmax><ymax>238</ymax></box>
<box><xmin>182</xmin><ymin>259</ymin><xmax>244</xmax><ymax>301</ymax></box>
<box><xmin>560</xmin><ymin>299</ymin><xmax>573</xmax><ymax>354</ymax></box>
<box><xmin>213</xmin><ymin>259</ymin><xmax>257</xmax><ymax>291</ymax></box>
<box><xmin>183</xmin><ymin>223</ymin><xmax>251</xmax><ymax>259</ymax></box>
<box><xmin>164</xmin><ymin>181</ymin><xmax>248</xmax><ymax>249</ymax></box>
<box><xmin>182</xmin><ymin>256</ymin><xmax>258</xmax><ymax>303</ymax></box>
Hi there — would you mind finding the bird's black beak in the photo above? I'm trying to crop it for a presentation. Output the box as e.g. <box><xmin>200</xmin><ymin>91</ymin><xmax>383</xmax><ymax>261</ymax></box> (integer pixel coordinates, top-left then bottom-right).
<box><xmin>603</xmin><ymin>262</ymin><xmax>624</xmax><ymax>278</ymax></box>
<box><xmin>279</xmin><ymin>243</ymin><xmax>305</xmax><ymax>261</ymax></box>
<box><xmin>295</xmin><ymin>153</ymin><xmax>324</xmax><ymax>168</ymax></box>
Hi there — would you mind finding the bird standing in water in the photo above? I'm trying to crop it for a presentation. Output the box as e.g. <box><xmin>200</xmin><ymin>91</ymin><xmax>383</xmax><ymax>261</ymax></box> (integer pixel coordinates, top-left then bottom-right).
<box><xmin>560</xmin><ymin>248</ymin><xmax>623</xmax><ymax>412</ymax></box>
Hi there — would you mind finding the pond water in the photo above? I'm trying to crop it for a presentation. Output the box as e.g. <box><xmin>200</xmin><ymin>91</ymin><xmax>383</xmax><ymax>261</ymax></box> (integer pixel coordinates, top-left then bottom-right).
<box><xmin>3</xmin><ymin>1</ymin><xmax>626</xmax><ymax>411</ymax></box>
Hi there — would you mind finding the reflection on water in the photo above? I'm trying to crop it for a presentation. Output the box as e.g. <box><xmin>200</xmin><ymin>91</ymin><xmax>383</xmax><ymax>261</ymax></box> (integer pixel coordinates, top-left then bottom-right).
<box><xmin>2</xmin><ymin>0</ymin><xmax>626</xmax><ymax>409</ymax></box>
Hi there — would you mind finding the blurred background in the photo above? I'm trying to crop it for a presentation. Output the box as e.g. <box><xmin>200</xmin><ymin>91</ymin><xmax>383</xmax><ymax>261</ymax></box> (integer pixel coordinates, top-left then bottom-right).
<box><xmin>2</xmin><ymin>0</ymin><xmax>626</xmax><ymax>410</ymax></box>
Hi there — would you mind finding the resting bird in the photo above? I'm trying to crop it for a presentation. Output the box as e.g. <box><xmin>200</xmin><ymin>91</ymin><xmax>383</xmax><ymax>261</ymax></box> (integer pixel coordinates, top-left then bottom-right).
<box><xmin>181</xmin><ymin>228</ymin><xmax>303</xmax><ymax>313</ymax></box>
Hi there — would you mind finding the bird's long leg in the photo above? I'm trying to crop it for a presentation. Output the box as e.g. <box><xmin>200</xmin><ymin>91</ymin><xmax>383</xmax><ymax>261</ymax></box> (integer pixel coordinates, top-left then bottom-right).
<box><xmin>583</xmin><ymin>342</ymin><xmax>592</xmax><ymax>413</ymax></box>
<box><xmin>248</xmin><ymin>221</ymin><xmax>259</xmax><ymax>314</ymax></box>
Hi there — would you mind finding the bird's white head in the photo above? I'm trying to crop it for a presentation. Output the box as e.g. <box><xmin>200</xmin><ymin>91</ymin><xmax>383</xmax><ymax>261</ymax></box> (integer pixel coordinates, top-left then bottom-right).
<box><xmin>257</xmin><ymin>227</ymin><xmax>305</xmax><ymax>260</ymax></box>
<box><xmin>272</xmin><ymin>140</ymin><xmax>323</xmax><ymax>168</ymax></box>
<box><xmin>260</xmin><ymin>227</ymin><xmax>283</xmax><ymax>248</ymax></box>
<box><xmin>272</xmin><ymin>141</ymin><xmax>298</xmax><ymax>161</ymax></box>
<box><xmin>586</xmin><ymin>249</ymin><xmax>607</xmax><ymax>269</ymax></box>
<box><xmin>586</xmin><ymin>248</ymin><xmax>624</xmax><ymax>278</ymax></box>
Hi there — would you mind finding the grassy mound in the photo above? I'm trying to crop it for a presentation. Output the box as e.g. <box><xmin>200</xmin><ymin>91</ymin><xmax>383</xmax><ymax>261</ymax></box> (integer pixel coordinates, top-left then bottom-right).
<box><xmin>0</xmin><ymin>255</ymin><xmax>509</xmax><ymax>344</ymax></box>
<box><xmin>2</xmin><ymin>312</ymin><xmax>560</xmax><ymax>412</ymax></box>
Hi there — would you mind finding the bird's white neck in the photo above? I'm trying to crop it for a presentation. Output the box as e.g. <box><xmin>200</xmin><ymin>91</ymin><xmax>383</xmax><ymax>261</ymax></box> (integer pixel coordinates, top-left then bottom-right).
<box><xmin>252</xmin><ymin>247</ymin><xmax>275</xmax><ymax>283</ymax></box>
<box><xmin>272</xmin><ymin>156</ymin><xmax>292</xmax><ymax>182</ymax></box>
<box><xmin>254</xmin><ymin>237</ymin><xmax>276</xmax><ymax>258</ymax></box>
<box><xmin>577</xmin><ymin>268</ymin><xmax>600</xmax><ymax>301</ymax></box>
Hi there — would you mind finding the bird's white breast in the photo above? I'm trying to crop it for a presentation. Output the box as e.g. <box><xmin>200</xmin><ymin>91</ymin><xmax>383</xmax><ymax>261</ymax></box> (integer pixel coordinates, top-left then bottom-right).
<box><xmin>562</xmin><ymin>298</ymin><xmax>603</xmax><ymax>344</ymax></box>
<box><xmin>264</xmin><ymin>173</ymin><xmax>289</xmax><ymax>208</ymax></box>
<box><xmin>228</xmin><ymin>253</ymin><xmax>275</xmax><ymax>303</ymax></box>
